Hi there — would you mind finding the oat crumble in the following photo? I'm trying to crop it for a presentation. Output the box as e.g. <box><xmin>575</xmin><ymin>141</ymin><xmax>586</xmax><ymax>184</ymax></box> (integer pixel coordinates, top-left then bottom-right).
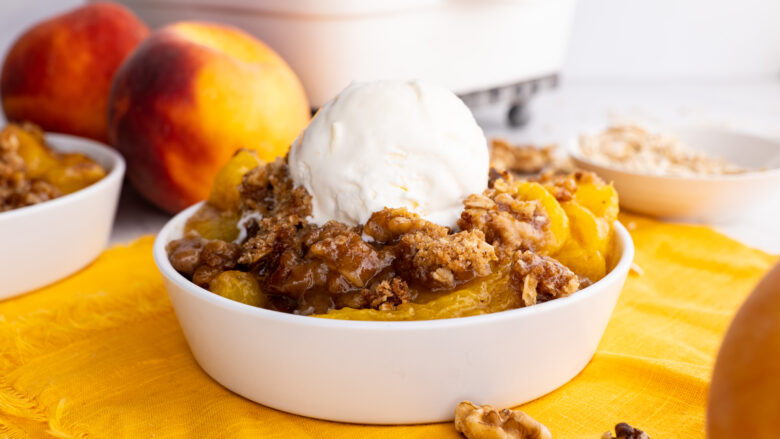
<box><xmin>579</xmin><ymin>125</ymin><xmax>747</xmax><ymax>177</ymax></box>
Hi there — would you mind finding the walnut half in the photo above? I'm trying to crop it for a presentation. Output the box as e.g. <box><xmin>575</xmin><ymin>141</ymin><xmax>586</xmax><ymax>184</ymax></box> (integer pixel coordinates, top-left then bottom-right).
<box><xmin>455</xmin><ymin>401</ymin><xmax>552</xmax><ymax>439</ymax></box>
<box><xmin>601</xmin><ymin>422</ymin><xmax>650</xmax><ymax>439</ymax></box>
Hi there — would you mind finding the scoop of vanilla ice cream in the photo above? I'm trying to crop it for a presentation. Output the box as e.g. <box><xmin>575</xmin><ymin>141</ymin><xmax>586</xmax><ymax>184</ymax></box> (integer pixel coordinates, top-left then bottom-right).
<box><xmin>288</xmin><ymin>80</ymin><xmax>489</xmax><ymax>228</ymax></box>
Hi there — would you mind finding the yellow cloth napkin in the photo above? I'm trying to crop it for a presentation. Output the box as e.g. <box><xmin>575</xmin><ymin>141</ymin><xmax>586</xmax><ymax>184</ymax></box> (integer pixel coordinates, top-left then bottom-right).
<box><xmin>0</xmin><ymin>214</ymin><xmax>776</xmax><ymax>438</ymax></box>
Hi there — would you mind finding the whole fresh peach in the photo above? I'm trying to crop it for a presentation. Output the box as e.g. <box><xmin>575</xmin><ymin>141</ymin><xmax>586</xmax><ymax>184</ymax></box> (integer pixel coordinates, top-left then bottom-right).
<box><xmin>1</xmin><ymin>2</ymin><xmax>149</xmax><ymax>143</ymax></box>
<box><xmin>108</xmin><ymin>22</ymin><xmax>310</xmax><ymax>213</ymax></box>
<box><xmin>708</xmin><ymin>263</ymin><xmax>780</xmax><ymax>439</ymax></box>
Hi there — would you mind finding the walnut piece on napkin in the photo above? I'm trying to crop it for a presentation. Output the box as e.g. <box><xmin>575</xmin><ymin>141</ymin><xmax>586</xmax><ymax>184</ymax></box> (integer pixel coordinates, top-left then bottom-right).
<box><xmin>601</xmin><ymin>422</ymin><xmax>650</xmax><ymax>439</ymax></box>
<box><xmin>454</xmin><ymin>401</ymin><xmax>552</xmax><ymax>439</ymax></box>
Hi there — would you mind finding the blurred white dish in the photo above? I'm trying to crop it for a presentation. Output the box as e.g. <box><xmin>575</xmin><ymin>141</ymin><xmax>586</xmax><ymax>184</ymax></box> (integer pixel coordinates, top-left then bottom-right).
<box><xmin>0</xmin><ymin>134</ymin><xmax>125</xmax><ymax>300</ymax></box>
<box><xmin>569</xmin><ymin>127</ymin><xmax>780</xmax><ymax>222</ymax></box>
<box><xmin>154</xmin><ymin>202</ymin><xmax>633</xmax><ymax>424</ymax></box>
<box><xmin>112</xmin><ymin>0</ymin><xmax>576</xmax><ymax>107</ymax></box>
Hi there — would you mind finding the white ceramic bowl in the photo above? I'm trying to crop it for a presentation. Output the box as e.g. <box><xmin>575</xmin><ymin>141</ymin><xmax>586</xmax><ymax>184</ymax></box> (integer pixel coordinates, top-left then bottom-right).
<box><xmin>569</xmin><ymin>127</ymin><xmax>780</xmax><ymax>222</ymax></box>
<box><xmin>0</xmin><ymin>134</ymin><xmax>125</xmax><ymax>300</ymax></box>
<box><xmin>154</xmin><ymin>202</ymin><xmax>634</xmax><ymax>424</ymax></box>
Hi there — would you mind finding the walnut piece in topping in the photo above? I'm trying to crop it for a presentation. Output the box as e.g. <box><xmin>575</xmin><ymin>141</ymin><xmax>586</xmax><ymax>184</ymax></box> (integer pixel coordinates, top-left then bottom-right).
<box><xmin>454</xmin><ymin>401</ymin><xmax>552</xmax><ymax>439</ymax></box>
<box><xmin>238</xmin><ymin>156</ymin><xmax>312</xmax><ymax>221</ymax></box>
<box><xmin>488</xmin><ymin>168</ymin><xmax>512</xmax><ymax>189</ymax></box>
<box><xmin>167</xmin><ymin>236</ymin><xmax>208</xmax><ymax>276</ymax></box>
<box><xmin>601</xmin><ymin>422</ymin><xmax>650</xmax><ymax>439</ymax></box>
<box><xmin>260</xmin><ymin>220</ymin><xmax>394</xmax><ymax>299</ymax></box>
<box><xmin>364</xmin><ymin>207</ymin><xmax>448</xmax><ymax>244</ymax></box>
<box><xmin>510</xmin><ymin>250</ymin><xmax>579</xmax><ymax>306</ymax></box>
<box><xmin>459</xmin><ymin>177</ymin><xmax>550</xmax><ymax>260</ymax></box>
<box><xmin>308</xmin><ymin>224</ymin><xmax>392</xmax><ymax>288</ymax></box>
<box><xmin>238</xmin><ymin>215</ymin><xmax>298</xmax><ymax>266</ymax></box>
<box><xmin>362</xmin><ymin>278</ymin><xmax>411</xmax><ymax>310</ymax></box>
<box><xmin>396</xmin><ymin>229</ymin><xmax>496</xmax><ymax>290</ymax></box>
<box><xmin>167</xmin><ymin>237</ymin><xmax>241</xmax><ymax>288</ymax></box>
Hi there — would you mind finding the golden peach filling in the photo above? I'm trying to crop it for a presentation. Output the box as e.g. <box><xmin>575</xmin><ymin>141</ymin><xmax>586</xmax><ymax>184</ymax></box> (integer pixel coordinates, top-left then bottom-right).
<box><xmin>0</xmin><ymin>122</ymin><xmax>106</xmax><ymax>212</ymax></box>
<box><xmin>167</xmin><ymin>149</ymin><xmax>619</xmax><ymax>320</ymax></box>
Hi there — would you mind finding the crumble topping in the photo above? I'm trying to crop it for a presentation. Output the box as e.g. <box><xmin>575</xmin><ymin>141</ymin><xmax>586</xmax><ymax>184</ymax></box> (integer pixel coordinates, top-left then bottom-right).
<box><xmin>0</xmin><ymin>122</ymin><xmax>106</xmax><ymax>212</ymax></box>
<box><xmin>510</xmin><ymin>250</ymin><xmax>579</xmax><ymax>306</ymax></box>
<box><xmin>395</xmin><ymin>228</ymin><xmax>496</xmax><ymax>290</ymax></box>
<box><xmin>364</xmin><ymin>207</ymin><xmax>449</xmax><ymax>243</ymax></box>
<box><xmin>167</xmin><ymin>237</ymin><xmax>240</xmax><ymax>288</ymax></box>
<box><xmin>362</xmin><ymin>278</ymin><xmax>411</xmax><ymax>310</ymax></box>
<box><xmin>490</xmin><ymin>138</ymin><xmax>556</xmax><ymax>175</ymax></box>
<box><xmin>168</xmin><ymin>152</ymin><xmax>610</xmax><ymax>316</ymax></box>
<box><xmin>238</xmin><ymin>156</ymin><xmax>312</xmax><ymax>220</ymax></box>
<box><xmin>490</xmin><ymin>138</ymin><xmax>573</xmax><ymax>176</ymax></box>
<box><xmin>580</xmin><ymin>125</ymin><xmax>747</xmax><ymax>176</ymax></box>
<box><xmin>306</xmin><ymin>224</ymin><xmax>392</xmax><ymax>289</ymax></box>
<box><xmin>459</xmin><ymin>177</ymin><xmax>550</xmax><ymax>260</ymax></box>
<box><xmin>0</xmin><ymin>124</ymin><xmax>60</xmax><ymax>211</ymax></box>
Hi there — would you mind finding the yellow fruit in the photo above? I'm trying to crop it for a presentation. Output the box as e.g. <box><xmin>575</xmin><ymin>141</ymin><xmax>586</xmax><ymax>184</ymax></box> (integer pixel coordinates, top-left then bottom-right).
<box><xmin>573</xmin><ymin>181</ymin><xmax>619</xmax><ymax>223</ymax></box>
<box><xmin>184</xmin><ymin>204</ymin><xmax>240</xmax><ymax>242</ymax></box>
<box><xmin>183</xmin><ymin>150</ymin><xmax>264</xmax><ymax>241</ymax></box>
<box><xmin>545</xmin><ymin>178</ymin><xmax>618</xmax><ymax>283</ymax></box>
<box><xmin>209</xmin><ymin>271</ymin><xmax>267</xmax><ymax>307</ymax></box>
<box><xmin>562</xmin><ymin>201</ymin><xmax>603</xmax><ymax>252</ymax></box>
<box><xmin>208</xmin><ymin>149</ymin><xmax>263</xmax><ymax>211</ymax></box>
<box><xmin>321</xmin><ymin>268</ymin><xmax>519</xmax><ymax>321</ymax></box>
<box><xmin>44</xmin><ymin>153</ymin><xmax>106</xmax><ymax>194</ymax></box>
<box><xmin>1</xmin><ymin>124</ymin><xmax>105</xmax><ymax>194</ymax></box>
<box><xmin>5</xmin><ymin>124</ymin><xmax>57</xmax><ymax>178</ymax></box>
<box><xmin>514</xmin><ymin>181</ymin><xmax>570</xmax><ymax>255</ymax></box>
<box><xmin>553</xmin><ymin>239</ymin><xmax>606</xmax><ymax>283</ymax></box>
<box><xmin>555</xmin><ymin>201</ymin><xmax>606</xmax><ymax>281</ymax></box>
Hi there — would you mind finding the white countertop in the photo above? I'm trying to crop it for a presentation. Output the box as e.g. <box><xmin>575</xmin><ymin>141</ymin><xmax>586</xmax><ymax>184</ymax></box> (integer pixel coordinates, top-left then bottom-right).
<box><xmin>109</xmin><ymin>80</ymin><xmax>780</xmax><ymax>253</ymax></box>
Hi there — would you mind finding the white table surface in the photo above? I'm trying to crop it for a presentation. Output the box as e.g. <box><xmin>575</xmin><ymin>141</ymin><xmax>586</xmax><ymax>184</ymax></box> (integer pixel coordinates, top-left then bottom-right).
<box><xmin>109</xmin><ymin>80</ymin><xmax>780</xmax><ymax>253</ymax></box>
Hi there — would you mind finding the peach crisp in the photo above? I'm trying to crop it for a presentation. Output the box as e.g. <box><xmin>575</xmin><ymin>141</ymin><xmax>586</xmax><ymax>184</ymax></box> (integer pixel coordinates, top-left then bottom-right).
<box><xmin>0</xmin><ymin>122</ymin><xmax>106</xmax><ymax>212</ymax></box>
<box><xmin>166</xmin><ymin>149</ymin><xmax>619</xmax><ymax>321</ymax></box>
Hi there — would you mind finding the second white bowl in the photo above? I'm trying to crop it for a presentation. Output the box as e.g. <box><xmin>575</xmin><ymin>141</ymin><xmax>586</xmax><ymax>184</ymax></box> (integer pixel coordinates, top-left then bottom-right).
<box><xmin>0</xmin><ymin>134</ymin><xmax>125</xmax><ymax>300</ymax></box>
<box><xmin>154</xmin><ymin>202</ymin><xmax>634</xmax><ymax>424</ymax></box>
<box><xmin>569</xmin><ymin>127</ymin><xmax>780</xmax><ymax>222</ymax></box>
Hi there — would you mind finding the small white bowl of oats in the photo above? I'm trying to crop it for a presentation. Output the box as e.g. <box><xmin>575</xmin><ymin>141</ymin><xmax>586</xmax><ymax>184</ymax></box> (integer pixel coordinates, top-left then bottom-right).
<box><xmin>569</xmin><ymin>125</ymin><xmax>780</xmax><ymax>222</ymax></box>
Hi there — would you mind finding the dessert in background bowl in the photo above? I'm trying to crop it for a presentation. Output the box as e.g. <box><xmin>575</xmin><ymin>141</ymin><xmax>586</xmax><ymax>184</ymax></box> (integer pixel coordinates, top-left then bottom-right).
<box><xmin>154</xmin><ymin>80</ymin><xmax>633</xmax><ymax>423</ymax></box>
<box><xmin>0</xmin><ymin>123</ymin><xmax>106</xmax><ymax>211</ymax></box>
<box><xmin>569</xmin><ymin>125</ymin><xmax>780</xmax><ymax>222</ymax></box>
<box><xmin>0</xmin><ymin>123</ymin><xmax>124</xmax><ymax>300</ymax></box>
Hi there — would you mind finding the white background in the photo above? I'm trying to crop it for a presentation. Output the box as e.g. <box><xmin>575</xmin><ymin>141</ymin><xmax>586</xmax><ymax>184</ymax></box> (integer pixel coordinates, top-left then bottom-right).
<box><xmin>2</xmin><ymin>0</ymin><xmax>779</xmax><ymax>81</ymax></box>
<box><xmin>564</xmin><ymin>0</ymin><xmax>780</xmax><ymax>81</ymax></box>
